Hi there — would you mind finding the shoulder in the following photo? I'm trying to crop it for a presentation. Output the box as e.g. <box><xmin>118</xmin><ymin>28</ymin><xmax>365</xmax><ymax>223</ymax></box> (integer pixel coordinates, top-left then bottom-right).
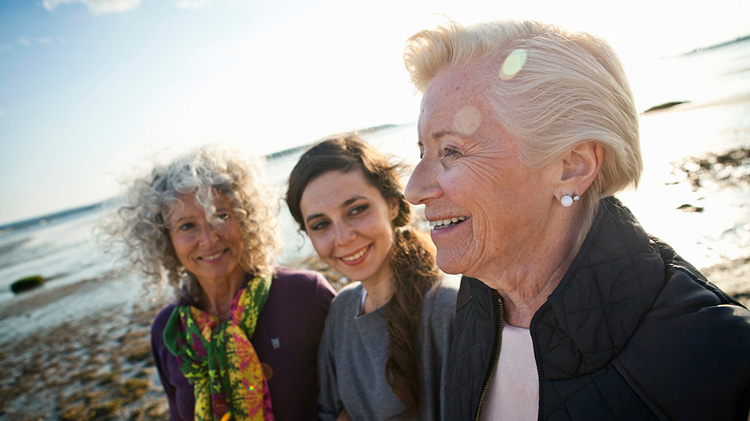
<box><xmin>324</xmin><ymin>282</ymin><xmax>360</xmax><ymax>316</ymax></box>
<box><xmin>150</xmin><ymin>303</ymin><xmax>179</xmax><ymax>357</ymax></box>
<box><xmin>319</xmin><ymin>283</ymin><xmax>361</xmax><ymax>336</ymax></box>
<box><xmin>331</xmin><ymin>282</ymin><xmax>362</xmax><ymax>305</ymax></box>
<box><xmin>650</xmin><ymin>243</ymin><xmax>750</xmax><ymax>322</ymax></box>
<box><xmin>422</xmin><ymin>275</ymin><xmax>460</xmax><ymax>331</ymax></box>
<box><xmin>623</xmin><ymin>258</ymin><xmax>750</xmax><ymax>418</ymax></box>
<box><xmin>274</xmin><ymin>266</ymin><xmax>329</xmax><ymax>286</ymax></box>
<box><xmin>651</xmin><ymin>262</ymin><xmax>750</xmax><ymax>334</ymax></box>
<box><xmin>272</xmin><ymin>267</ymin><xmax>336</xmax><ymax>301</ymax></box>
<box><xmin>431</xmin><ymin>274</ymin><xmax>460</xmax><ymax>301</ymax></box>
<box><xmin>151</xmin><ymin>304</ymin><xmax>177</xmax><ymax>336</ymax></box>
<box><xmin>423</xmin><ymin>275</ymin><xmax>460</xmax><ymax>312</ymax></box>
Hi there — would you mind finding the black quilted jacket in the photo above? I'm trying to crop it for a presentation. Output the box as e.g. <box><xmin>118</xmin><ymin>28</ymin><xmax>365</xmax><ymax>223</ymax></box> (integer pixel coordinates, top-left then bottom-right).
<box><xmin>445</xmin><ymin>197</ymin><xmax>750</xmax><ymax>420</ymax></box>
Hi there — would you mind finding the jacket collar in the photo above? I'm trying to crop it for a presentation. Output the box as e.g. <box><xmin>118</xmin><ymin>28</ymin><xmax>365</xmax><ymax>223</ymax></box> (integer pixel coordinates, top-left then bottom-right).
<box><xmin>531</xmin><ymin>197</ymin><xmax>665</xmax><ymax>379</ymax></box>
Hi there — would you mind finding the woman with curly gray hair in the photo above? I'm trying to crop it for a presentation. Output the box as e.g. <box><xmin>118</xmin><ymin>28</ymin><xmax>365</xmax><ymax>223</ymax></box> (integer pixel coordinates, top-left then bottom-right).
<box><xmin>107</xmin><ymin>144</ymin><xmax>335</xmax><ymax>421</ymax></box>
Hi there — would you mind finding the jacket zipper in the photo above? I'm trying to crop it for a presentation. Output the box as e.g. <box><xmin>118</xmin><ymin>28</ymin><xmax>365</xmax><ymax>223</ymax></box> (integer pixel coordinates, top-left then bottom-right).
<box><xmin>474</xmin><ymin>297</ymin><xmax>504</xmax><ymax>421</ymax></box>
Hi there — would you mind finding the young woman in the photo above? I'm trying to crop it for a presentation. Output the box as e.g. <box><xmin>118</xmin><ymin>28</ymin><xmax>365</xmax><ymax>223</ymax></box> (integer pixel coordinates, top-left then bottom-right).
<box><xmin>106</xmin><ymin>145</ymin><xmax>335</xmax><ymax>420</ymax></box>
<box><xmin>286</xmin><ymin>134</ymin><xmax>458</xmax><ymax>420</ymax></box>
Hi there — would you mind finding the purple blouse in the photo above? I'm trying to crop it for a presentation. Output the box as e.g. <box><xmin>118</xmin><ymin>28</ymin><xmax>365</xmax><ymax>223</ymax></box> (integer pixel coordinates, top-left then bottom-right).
<box><xmin>151</xmin><ymin>267</ymin><xmax>336</xmax><ymax>420</ymax></box>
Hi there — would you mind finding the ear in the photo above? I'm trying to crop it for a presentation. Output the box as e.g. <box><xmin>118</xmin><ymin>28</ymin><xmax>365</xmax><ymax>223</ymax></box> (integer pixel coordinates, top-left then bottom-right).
<box><xmin>388</xmin><ymin>197</ymin><xmax>400</xmax><ymax>221</ymax></box>
<box><xmin>556</xmin><ymin>142</ymin><xmax>603</xmax><ymax>198</ymax></box>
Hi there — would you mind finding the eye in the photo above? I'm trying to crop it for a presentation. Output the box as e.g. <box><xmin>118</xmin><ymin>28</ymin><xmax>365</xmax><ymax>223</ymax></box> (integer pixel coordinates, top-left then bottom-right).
<box><xmin>178</xmin><ymin>222</ymin><xmax>195</xmax><ymax>231</ymax></box>
<box><xmin>442</xmin><ymin>147</ymin><xmax>460</xmax><ymax>157</ymax></box>
<box><xmin>350</xmin><ymin>204</ymin><xmax>369</xmax><ymax>216</ymax></box>
<box><xmin>216</xmin><ymin>212</ymin><xmax>230</xmax><ymax>221</ymax></box>
<box><xmin>310</xmin><ymin>220</ymin><xmax>330</xmax><ymax>231</ymax></box>
<box><xmin>441</xmin><ymin>147</ymin><xmax>462</xmax><ymax>165</ymax></box>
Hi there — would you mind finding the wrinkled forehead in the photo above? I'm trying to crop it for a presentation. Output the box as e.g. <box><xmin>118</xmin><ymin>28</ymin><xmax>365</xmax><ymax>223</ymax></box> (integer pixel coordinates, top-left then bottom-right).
<box><xmin>418</xmin><ymin>65</ymin><xmax>493</xmax><ymax>139</ymax></box>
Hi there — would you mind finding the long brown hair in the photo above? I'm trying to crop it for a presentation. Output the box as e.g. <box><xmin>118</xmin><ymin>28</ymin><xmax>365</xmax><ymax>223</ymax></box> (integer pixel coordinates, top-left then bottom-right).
<box><xmin>286</xmin><ymin>134</ymin><xmax>439</xmax><ymax>418</ymax></box>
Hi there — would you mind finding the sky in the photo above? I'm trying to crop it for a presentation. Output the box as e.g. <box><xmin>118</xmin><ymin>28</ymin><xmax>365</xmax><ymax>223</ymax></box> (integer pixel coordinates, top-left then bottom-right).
<box><xmin>1</xmin><ymin>0</ymin><xmax>749</xmax><ymax>226</ymax></box>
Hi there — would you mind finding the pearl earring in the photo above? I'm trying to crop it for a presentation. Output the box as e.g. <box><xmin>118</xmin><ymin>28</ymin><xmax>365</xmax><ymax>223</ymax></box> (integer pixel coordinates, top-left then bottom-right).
<box><xmin>561</xmin><ymin>194</ymin><xmax>579</xmax><ymax>207</ymax></box>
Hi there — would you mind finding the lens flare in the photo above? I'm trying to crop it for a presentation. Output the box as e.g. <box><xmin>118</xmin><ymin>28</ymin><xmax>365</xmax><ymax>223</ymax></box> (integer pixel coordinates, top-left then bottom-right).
<box><xmin>499</xmin><ymin>49</ymin><xmax>527</xmax><ymax>80</ymax></box>
<box><xmin>454</xmin><ymin>105</ymin><xmax>482</xmax><ymax>135</ymax></box>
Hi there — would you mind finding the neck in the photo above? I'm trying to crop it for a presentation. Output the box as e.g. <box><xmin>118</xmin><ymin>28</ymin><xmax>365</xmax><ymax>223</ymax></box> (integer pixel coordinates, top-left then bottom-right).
<box><xmin>494</xmin><ymin>249</ymin><xmax>577</xmax><ymax>328</ymax></box>
<box><xmin>198</xmin><ymin>269</ymin><xmax>247</xmax><ymax>321</ymax></box>
<box><xmin>480</xmin><ymin>207</ymin><xmax>589</xmax><ymax>328</ymax></box>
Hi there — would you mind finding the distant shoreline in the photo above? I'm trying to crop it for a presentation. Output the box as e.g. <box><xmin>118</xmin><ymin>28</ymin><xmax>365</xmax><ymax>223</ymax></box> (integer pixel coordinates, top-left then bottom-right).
<box><xmin>0</xmin><ymin>200</ymin><xmax>110</xmax><ymax>235</ymax></box>
<box><xmin>682</xmin><ymin>34</ymin><xmax>750</xmax><ymax>56</ymax></box>
<box><xmin>263</xmin><ymin>123</ymin><xmax>403</xmax><ymax>160</ymax></box>
<box><xmin>0</xmin><ymin>123</ymin><xmax>409</xmax><ymax>233</ymax></box>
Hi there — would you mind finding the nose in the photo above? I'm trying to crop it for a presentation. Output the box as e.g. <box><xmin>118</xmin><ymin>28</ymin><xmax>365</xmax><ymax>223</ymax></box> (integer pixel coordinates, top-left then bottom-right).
<box><xmin>405</xmin><ymin>158</ymin><xmax>441</xmax><ymax>205</ymax></box>
<box><xmin>334</xmin><ymin>222</ymin><xmax>356</xmax><ymax>247</ymax></box>
<box><xmin>198</xmin><ymin>222</ymin><xmax>219</xmax><ymax>246</ymax></box>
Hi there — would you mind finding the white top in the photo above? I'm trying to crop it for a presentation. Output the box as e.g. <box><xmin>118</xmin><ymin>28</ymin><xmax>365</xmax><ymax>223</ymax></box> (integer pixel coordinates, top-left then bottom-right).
<box><xmin>480</xmin><ymin>324</ymin><xmax>539</xmax><ymax>420</ymax></box>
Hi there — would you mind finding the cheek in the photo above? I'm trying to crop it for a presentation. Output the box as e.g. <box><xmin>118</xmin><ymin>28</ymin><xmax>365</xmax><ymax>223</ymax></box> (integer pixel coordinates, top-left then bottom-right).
<box><xmin>308</xmin><ymin>233</ymin><xmax>333</xmax><ymax>257</ymax></box>
<box><xmin>170</xmin><ymin>237</ymin><xmax>192</xmax><ymax>266</ymax></box>
<box><xmin>223</xmin><ymin>222</ymin><xmax>244</xmax><ymax>245</ymax></box>
<box><xmin>441</xmin><ymin>171</ymin><xmax>476</xmax><ymax>205</ymax></box>
<box><xmin>360</xmin><ymin>213</ymin><xmax>394</xmax><ymax>239</ymax></box>
<box><xmin>169</xmin><ymin>234</ymin><xmax>187</xmax><ymax>254</ymax></box>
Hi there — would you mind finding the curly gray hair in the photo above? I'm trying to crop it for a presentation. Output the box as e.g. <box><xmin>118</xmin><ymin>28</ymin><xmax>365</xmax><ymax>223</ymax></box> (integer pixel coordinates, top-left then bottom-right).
<box><xmin>104</xmin><ymin>144</ymin><xmax>280</xmax><ymax>302</ymax></box>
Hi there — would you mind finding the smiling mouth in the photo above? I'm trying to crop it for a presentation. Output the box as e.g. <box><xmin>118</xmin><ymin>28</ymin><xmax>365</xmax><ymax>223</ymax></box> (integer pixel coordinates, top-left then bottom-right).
<box><xmin>340</xmin><ymin>246</ymin><xmax>369</xmax><ymax>262</ymax></box>
<box><xmin>429</xmin><ymin>216</ymin><xmax>468</xmax><ymax>230</ymax></box>
<box><xmin>200</xmin><ymin>250</ymin><xmax>226</xmax><ymax>262</ymax></box>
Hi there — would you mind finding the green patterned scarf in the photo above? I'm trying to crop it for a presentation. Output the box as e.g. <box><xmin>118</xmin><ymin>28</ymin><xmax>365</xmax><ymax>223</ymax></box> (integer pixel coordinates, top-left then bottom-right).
<box><xmin>164</xmin><ymin>275</ymin><xmax>273</xmax><ymax>420</ymax></box>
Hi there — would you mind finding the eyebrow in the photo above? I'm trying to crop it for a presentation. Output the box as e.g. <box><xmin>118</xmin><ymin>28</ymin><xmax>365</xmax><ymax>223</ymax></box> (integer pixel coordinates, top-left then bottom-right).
<box><xmin>168</xmin><ymin>207</ymin><xmax>206</xmax><ymax>226</ymax></box>
<box><xmin>432</xmin><ymin>130</ymin><xmax>459</xmax><ymax>139</ymax></box>
<box><xmin>305</xmin><ymin>195</ymin><xmax>366</xmax><ymax>224</ymax></box>
<box><xmin>167</xmin><ymin>215</ymin><xmax>191</xmax><ymax>229</ymax></box>
<box><xmin>419</xmin><ymin>129</ymin><xmax>459</xmax><ymax>145</ymax></box>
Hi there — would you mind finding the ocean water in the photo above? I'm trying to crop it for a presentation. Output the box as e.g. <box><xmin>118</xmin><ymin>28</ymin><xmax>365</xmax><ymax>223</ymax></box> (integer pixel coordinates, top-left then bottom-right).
<box><xmin>0</xmin><ymin>37</ymin><xmax>748</xmax><ymax>342</ymax></box>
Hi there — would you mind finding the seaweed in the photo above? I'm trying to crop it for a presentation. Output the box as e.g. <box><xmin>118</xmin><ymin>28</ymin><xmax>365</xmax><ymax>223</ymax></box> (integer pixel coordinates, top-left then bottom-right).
<box><xmin>10</xmin><ymin>275</ymin><xmax>45</xmax><ymax>294</ymax></box>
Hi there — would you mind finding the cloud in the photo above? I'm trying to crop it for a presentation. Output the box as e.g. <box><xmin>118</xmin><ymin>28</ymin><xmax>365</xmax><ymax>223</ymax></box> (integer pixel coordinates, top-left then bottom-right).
<box><xmin>173</xmin><ymin>0</ymin><xmax>212</xmax><ymax>9</ymax></box>
<box><xmin>40</xmin><ymin>0</ymin><xmax>209</xmax><ymax>13</ymax></box>
<box><xmin>42</xmin><ymin>0</ymin><xmax>143</xmax><ymax>14</ymax></box>
<box><xmin>2</xmin><ymin>37</ymin><xmax>57</xmax><ymax>51</ymax></box>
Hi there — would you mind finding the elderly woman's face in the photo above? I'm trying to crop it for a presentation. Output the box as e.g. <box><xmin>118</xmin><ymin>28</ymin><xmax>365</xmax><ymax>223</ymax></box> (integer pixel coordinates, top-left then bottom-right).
<box><xmin>405</xmin><ymin>67</ymin><xmax>557</xmax><ymax>279</ymax></box>
<box><xmin>167</xmin><ymin>192</ymin><xmax>245</xmax><ymax>285</ymax></box>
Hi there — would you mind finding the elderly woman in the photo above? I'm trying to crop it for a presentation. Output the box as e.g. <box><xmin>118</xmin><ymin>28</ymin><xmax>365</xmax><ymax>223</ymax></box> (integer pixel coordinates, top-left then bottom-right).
<box><xmin>107</xmin><ymin>145</ymin><xmax>335</xmax><ymax>420</ymax></box>
<box><xmin>402</xmin><ymin>20</ymin><xmax>750</xmax><ymax>420</ymax></box>
<box><xmin>286</xmin><ymin>135</ymin><xmax>458</xmax><ymax>420</ymax></box>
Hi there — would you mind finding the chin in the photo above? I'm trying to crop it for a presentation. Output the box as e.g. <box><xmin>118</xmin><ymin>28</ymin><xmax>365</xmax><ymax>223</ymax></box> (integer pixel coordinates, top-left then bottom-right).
<box><xmin>435</xmin><ymin>253</ymin><xmax>465</xmax><ymax>276</ymax></box>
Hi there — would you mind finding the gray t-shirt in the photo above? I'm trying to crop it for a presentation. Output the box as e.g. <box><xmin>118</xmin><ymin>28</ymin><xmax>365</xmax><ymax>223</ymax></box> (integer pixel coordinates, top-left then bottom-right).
<box><xmin>317</xmin><ymin>276</ymin><xmax>459</xmax><ymax>420</ymax></box>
